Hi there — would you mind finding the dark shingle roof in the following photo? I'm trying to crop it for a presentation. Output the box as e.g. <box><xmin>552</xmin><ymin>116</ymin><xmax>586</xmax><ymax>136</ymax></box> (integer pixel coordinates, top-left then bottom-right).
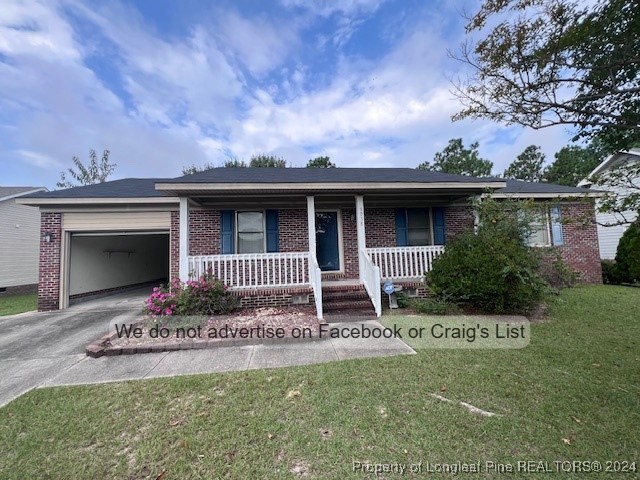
<box><xmin>20</xmin><ymin>171</ymin><xmax>594</xmax><ymax>200</ymax></box>
<box><xmin>165</xmin><ymin>167</ymin><xmax>503</xmax><ymax>184</ymax></box>
<box><xmin>498</xmin><ymin>179</ymin><xmax>593</xmax><ymax>194</ymax></box>
<box><xmin>23</xmin><ymin>178</ymin><xmax>170</xmax><ymax>198</ymax></box>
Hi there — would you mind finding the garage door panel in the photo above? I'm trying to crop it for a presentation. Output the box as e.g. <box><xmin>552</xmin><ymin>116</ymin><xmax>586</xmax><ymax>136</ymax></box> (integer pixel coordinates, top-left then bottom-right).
<box><xmin>63</xmin><ymin>211</ymin><xmax>170</xmax><ymax>231</ymax></box>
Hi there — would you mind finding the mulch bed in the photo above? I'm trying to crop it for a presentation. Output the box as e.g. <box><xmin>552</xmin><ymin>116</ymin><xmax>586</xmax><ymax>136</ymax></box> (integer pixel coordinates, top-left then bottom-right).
<box><xmin>87</xmin><ymin>306</ymin><xmax>324</xmax><ymax>357</ymax></box>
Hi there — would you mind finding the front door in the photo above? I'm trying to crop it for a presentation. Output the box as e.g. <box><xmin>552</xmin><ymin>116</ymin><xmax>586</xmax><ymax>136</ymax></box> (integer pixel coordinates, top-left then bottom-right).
<box><xmin>316</xmin><ymin>211</ymin><xmax>340</xmax><ymax>271</ymax></box>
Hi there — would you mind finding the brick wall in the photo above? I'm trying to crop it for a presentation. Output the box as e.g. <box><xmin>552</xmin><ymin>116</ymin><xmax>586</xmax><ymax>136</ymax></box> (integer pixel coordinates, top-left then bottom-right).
<box><xmin>189</xmin><ymin>210</ymin><xmax>220</xmax><ymax>255</ymax></box>
<box><xmin>279</xmin><ymin>209</ymin><xmax>308</xmax><ymax>252</ymax></box>
<box><xmin>544</xmin><ymin>203</ymin><xmax>602</xmax><ymax>284</ymax></box>
<box><xmin>341</xmin><ymin>208</ymin><xmax>359</xmax><ymax>278</ymax></box>
<box><xmin>38</xmin><ymin>213</ymin><xmax>62</xmax><ymax>311</ymax></box>
<box><xmin>365</xmin><ymin>208</ymin><xmax>396</xmax><ymax>247</ymax></box>
<box><xmin>170</xmin><ymin>211</ymin><xmax>179</xmax><ymax>280</ymax></box>
<box><xmin>444</xmin><ymin>205</ymin><xmax>475</xmax><ymax>242</ymax></box>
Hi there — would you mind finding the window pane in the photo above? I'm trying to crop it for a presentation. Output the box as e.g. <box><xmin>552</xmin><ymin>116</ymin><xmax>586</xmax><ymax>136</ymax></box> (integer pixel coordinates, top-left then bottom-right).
<box><xmin>238</xmin><ymin>232</ymin><xmax>264</xmax><ymax>253</ymax></box>
<box><xmin>408</xmin><ymin>228</ymin><xmax>431</xmax><ymax>246</ymax></box>
<box><xmin>238</xmin><ymin>212</ymin><xmax>263</xmax><ymax>232</ymax></box>
<box><xmin>527</xmin><ymin>222</ymin><xmax>549</xmax><ymax>246</ymax></box>
<box><xmin>407</xmin><ymin>209</ymin><xmax>429</xmax><ymax>228</ymax></box>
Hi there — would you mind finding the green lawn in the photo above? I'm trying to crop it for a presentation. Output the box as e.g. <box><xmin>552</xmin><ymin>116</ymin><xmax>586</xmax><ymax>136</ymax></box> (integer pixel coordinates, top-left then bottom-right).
<box><xmin>0</xmin><ymin>292</ymin><xmax>37</xmax><ymax>316</ymax></box>
<box><xmin>0</xmin><ymin>286</ymin><xmax>638</xmax><ymax>479</ymax></box>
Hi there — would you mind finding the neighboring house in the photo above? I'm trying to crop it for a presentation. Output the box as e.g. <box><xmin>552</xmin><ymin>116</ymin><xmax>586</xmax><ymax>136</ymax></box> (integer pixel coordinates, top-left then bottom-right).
<box><xmin>578</xmin><ymin>149</ymin><xmax>640</xmax><ymax>259</ymax></box>
<box><xmin>0</xmin><ymin>186</ymin><xmax>47</xmax><ymax>294</ymax></box>
<box><xmin>18</xmin><ymin>169</ymin><xmax>602</xmax><ymax>316</ymax></box>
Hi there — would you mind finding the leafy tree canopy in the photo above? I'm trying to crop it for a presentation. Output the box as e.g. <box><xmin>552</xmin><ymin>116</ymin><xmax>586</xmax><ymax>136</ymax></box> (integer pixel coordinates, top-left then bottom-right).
<box><xmin>57</xmin><ymin>149</ymin><xmax>115</xmax><ymax>189</ymax></box>
<box><xmin>306</xmin><ymin>156</ymin><xmax>336</xmax><ymax>168</ymax></box>
<box><xmin>249</xmin><ymin>154</ymin><xmax>287</xmax><ymax>168</ymax></box>
<box><xmin>418</xmin><ymin>138</ymin><xmax>493</xmax><ymax>177</ymax></box>
<box><xmin>452</xmin><ymin>0</ymin><xmax>640</xmax><ymax>153</ymax></box>
<box><xmin>542</xmin><ymin>144</ymin><xmax>603</xmax><ymax>186</ymax></box>
<box><xmin>181</xmin><ymin>162</ymin><xmax>216</xmax><ymax>175</ymax></box>
<box><xmin>504</xmin><ymin>145</ymin><xmax>545</xmax><ymax>182</ymax></box>
<box><xmin>223</xmin><ymin>159</ymin><xmax>247</xmax><ymax>168</ymax></box>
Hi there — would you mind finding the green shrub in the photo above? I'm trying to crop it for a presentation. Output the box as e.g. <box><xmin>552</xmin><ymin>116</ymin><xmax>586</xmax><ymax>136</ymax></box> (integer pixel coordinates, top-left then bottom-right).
<box><xmin>394</xmin><ymin>291</ymin><xmax>410</xmax><ymax>308</ymax></box>
<box><xmin>425</xmin><ymin>197</ymin><xmax>550</xmax><ymax>314</ymax></box>
<box><xmin>409</xmin><ymin>296</ymin><xmax>459</xmax><ymax>315</ymax></box>
<box><xmin>614</xmin><ymin>221</ymin><xmax>640</xmax><ymax>283</ymax></box>
<box><xmin>601</xmin><ymin>259</ymin><xmax>622</xmax><ymax>285</ymax></box>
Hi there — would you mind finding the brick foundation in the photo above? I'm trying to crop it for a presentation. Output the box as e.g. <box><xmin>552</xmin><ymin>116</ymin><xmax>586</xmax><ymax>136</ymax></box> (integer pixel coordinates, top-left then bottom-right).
<box><xmin>230</xmin><ymin>287</ymin><xmax>314</xmax><ymax>308</ymax></box>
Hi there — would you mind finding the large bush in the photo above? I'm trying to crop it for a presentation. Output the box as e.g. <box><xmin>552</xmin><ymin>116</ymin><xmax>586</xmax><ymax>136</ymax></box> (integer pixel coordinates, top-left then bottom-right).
<box><xmin>425</xmin><ymin>198</ymin><xmax>549</xmax><ymax>314</ymax></box>
<box><xmin>146</xmin><ymin>272</ymin><xmax>237</xmax><ymax>316</ymax></box>
<box><xmin>614</xmin><ymin>221</ymin><xmax>640</xmax><ymax>283</ymax></box>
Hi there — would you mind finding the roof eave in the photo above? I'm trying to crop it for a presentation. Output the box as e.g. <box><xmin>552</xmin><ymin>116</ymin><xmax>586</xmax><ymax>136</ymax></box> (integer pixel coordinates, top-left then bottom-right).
<box><xmin>489</xmin><ymin>191</ymin><xmax>604</xmax><ymax>199</ymax></box>
<box><xmin>15</xmin><ymin>197</ymin><xmax>179</xmax><ymax>206</ymax></box>
<box><xmin>154</xmin><ymin>181</ymin><xmax>507</xmax><ymax>194</ymax></box>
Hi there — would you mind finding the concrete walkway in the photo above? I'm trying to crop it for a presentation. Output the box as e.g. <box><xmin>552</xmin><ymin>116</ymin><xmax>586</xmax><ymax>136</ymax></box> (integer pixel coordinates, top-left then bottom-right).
<box><xmin>43</xmin><ymin>328</ymin><xmax>414</xmax><ymax>388</ymax></box>
<box><xmin>0</xmin><ymin>291</ymin><xmax>414</xmax><ymax>407</ymax></box>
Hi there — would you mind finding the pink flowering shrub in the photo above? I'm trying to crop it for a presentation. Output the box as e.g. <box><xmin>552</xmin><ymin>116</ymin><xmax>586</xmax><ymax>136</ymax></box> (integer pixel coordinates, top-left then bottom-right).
<box><xmin>145</xmin><ymin>271</ymin><xmax>237</xmax><ymax>316</ymax></box>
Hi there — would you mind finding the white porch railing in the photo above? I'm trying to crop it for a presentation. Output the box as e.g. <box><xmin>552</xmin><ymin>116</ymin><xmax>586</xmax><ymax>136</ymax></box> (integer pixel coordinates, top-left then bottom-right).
<box><xmin>360</xmin><ymin>249</ymin><xmax>382</xmax><ymax>317</ymax></box>
<box><xmin>188</xmin><ymin>251</ymin><xmax>323</xmax><ymax>319</ymax></box>
<box><xmin>188</xmin><ymin>252</ymin><xmax>310</xmax><ymax>288</ymax></box>
<box><xmin>309</xmin><ymin>252</ymin><xmax>323</xmax><ymax>320</ymax></box>
<box><xmin>366</xmin><ymin>245</ymin><xmax>445</xmax><ymax>280</ymax></box>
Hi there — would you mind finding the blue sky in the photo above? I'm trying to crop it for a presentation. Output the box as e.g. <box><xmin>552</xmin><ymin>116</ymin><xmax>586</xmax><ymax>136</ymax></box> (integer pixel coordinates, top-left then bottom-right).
<box><xmin>1</xmin><ymin>0</ymin><xmax>576</xmax><ymax>189</ymax></box>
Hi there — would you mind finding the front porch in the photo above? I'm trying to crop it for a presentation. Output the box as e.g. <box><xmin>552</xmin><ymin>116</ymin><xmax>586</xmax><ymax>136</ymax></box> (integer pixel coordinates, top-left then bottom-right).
<box><xmin>173</xmin><ymin>190</ymin><xmax>470</xmax><ymax>320</ymax></box>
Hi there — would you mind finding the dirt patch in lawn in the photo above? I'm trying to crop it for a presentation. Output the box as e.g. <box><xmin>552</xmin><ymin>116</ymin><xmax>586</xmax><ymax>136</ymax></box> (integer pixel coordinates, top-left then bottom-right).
<box><xmin>99</xmin><ymin>306</ymin><xmax>323</xmax><ymax>355</ymax></box>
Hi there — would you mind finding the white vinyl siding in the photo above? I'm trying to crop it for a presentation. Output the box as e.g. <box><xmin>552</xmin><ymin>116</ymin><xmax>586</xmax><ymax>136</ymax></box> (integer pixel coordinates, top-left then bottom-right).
<box><xmin>0</xmin><ymin>200</ymin><xmax>40</xmax><ymax>288</ymax></box>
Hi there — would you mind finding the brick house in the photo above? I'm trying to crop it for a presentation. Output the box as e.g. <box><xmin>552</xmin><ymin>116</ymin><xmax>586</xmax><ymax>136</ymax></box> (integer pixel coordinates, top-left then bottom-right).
<box><xmin>19</xmin><ymin>168</ymin><xmax>602</xmax><ymax>317</ymax></box>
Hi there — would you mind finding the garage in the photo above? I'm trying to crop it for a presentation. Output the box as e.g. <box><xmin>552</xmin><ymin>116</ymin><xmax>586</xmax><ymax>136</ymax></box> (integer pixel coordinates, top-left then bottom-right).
<box><xmin>68</xmin><ymin>232</ymin><xmax>169</xmax><ymax>304</ymax></box>
<box><xmin>60</xmin><ymin>211</ymin><xmax>172</xmax><ymax>307</ymax></box>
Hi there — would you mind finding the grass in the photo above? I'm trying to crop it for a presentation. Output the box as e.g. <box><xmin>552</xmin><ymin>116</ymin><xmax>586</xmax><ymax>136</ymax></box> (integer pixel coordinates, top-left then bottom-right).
<box><xmin>0</xmin><ymin>285</ymin><xmax>638</xmax><ymax>479</ymax></box>
<box><xmin>0</xmin><ymin>292</ymin><xmax>37</xmax><ymax>316</ymax></box>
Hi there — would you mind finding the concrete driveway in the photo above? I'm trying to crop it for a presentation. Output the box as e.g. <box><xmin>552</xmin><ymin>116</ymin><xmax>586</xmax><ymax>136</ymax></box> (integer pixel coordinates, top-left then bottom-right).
<box><xmin>0</xmin><ymin>290</ymin><xmax>147</xmax><ymax>407</ymax></box>
<box><xmin>0</xmin><ymin>291</ymin><xmax>415</xmax><ymax>408</ymax></box>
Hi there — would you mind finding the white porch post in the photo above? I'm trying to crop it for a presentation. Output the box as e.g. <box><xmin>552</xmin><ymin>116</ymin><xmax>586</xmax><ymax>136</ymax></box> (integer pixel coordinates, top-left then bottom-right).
<box><xmin>307</xmin><ymin>196</ymin><xmax>316</xmax><ymax>256</ymax></box>
<box><xmin>179</xmin><ymin>197</ymin><xmax>189</xmax><ymax>280</ymax></box>
<box><xmin>355</xmin><ymin>195</ymin><xmax>366</xmax><ymax>282</ymax></box>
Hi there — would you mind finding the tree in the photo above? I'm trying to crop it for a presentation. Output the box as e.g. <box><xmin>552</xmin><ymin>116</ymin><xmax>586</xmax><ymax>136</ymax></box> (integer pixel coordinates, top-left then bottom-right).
<box><xmin>306</xmin><ymin>156</ymin><xmax>336</xmax><ymax>168</ymax></box>
<box><xmin>542</xmin><ymin>144</ymin><xmax>603</xmax><ymax>186</ymax></box>
<box><xmin>223</xmin><ymin>159</ymin><xmax>247</xmax><ymax>168</ymax></box>
<box><xmin>418</xmin><ymin>138</ymin><xmax>493</xmax><ymax>176</ymax></box>
<box><xmin>451</xmin><ymin>0</ymin><xmax>640</xmax><ymax>154</ymax></box>
<box><xmin>181</xmin><ymin>162</ymin><xmax>216</xmax><ymax>175</ymax></box>
<box><xmin>249</xmin><ymin>154</ymin><xmax>287</xmax><ymax>168</ymax></box>
<box><xmin>504</xmin><ymin>145</ymin><xmax>545</xmax><ymax>182</ymax></box>
<box><xmin>590</xmin><ymin>158</ymin><xmax>640</xmax><ymax>224</ymax></box>
<box><xmin>57</xmin><ymin>149</ymin><xmax>115</xmax><ymax>189</ymax></box>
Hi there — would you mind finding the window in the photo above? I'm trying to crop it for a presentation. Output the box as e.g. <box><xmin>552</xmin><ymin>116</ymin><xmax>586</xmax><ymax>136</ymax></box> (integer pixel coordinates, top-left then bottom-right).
<box><xmin>237</xmin><ymin>211</ymin><xmax>264</xmax><ymax>253</ymax></box>
<box><xmin>396</xmin><ymin>207</ymin><xmax>446</xmax><ymax>246</ymax></box>
<box><xmin>525</xmin><ymin>206</ymin><xmax>564</xmax><ymax>247</ymax></box>
<box><xmin>406</xmin><ymin>208</ymin><xmax>432</xmax><ymax>246</ymax></box>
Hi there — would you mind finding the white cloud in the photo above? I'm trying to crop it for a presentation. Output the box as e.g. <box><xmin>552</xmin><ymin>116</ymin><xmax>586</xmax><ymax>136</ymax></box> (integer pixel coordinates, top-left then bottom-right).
<box><xmin>279</xmin><ymin>0</ymin><xmax>385</xmax><ymax>17</ymax></box>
